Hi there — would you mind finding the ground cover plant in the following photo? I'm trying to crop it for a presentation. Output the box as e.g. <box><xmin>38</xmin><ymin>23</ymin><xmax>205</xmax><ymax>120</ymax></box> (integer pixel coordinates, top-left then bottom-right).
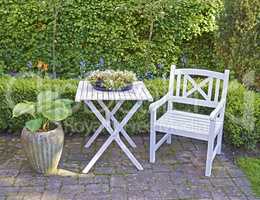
<box><xmin>237</xmin><ymin>157</ymin><xmax>260</xmax><ymax>197</ymax></box>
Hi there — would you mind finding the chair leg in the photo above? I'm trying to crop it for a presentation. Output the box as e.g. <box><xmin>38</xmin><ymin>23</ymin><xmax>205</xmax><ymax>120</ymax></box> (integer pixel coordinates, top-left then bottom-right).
<box><xmin>205</xmin><ymin>140</ymin><xmax>214</xmax><ymax>177</ymax></box>
<box><xmin>166</xmin><ymin>134</ymin><xmax>171</xmax><ymax>144</ymax></box>
<box><xmin>150</xmin><ymin>128</ymin><xmax>156</xmax><ymax>163</ymax></box>
<box><xmin>217</xmin><ymin>129</ymin><xmax>223</xmax><ymax>155</ymax></box>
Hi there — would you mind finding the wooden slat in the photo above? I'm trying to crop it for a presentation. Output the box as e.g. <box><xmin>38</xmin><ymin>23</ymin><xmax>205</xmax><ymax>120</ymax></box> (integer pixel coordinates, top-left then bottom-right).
<box><xmin>183</xmin><ymin>74</ymin><xmax>187</xmax><ymax>97</ymax></box>
<box><xmin>114</xmin><ymin>91</ymin><xmax>120</xmax><ymax>100</ymax></box>
<box><xmin>214</xmin><ymin>79</ymin><xmax>220</xmax><ymax>102</ymax></box>
<box><xmin>75</xmin><ymin>81</ymin><xmax>152</xmax><ymax>101</ymax></box>
<box><xmin>176</xmin><ymin>73</ymin><xmax>181</xmax><ymax>96</ymax></box>
<box><xmin>92</xmin><ymin>84</ymin><xmax>98</xmax><ymax>100</ymax></box>
<box><xmin>81</xmin><ymin>81</ymin><xmax>88</xmax><ymax>100</ymax></box>
<box><xmin>75</xmin><ymin>81</ymin><xmax>84</xmax><ymax>102</ymax></box>
<box><xmin>170</xmin><ymin>96</ymin><xmax>218</xmax><ymax>108</ymax></box>
<box><xmin>123</xmin><ymin>89</ymin><xmax>131</xmax><ymax>100</ymax></box>
<box><xmin>97</xmin><ymin>89</ymin><xmax>103</xmax><ymax>100</ymax></box>
<box><xmin>132</xmin><ymin>83</ymin><xmax>143</xmax><ymax>100</ymax></box>
<box><xmin>141</xmin><ymin>82</ymin><xmax>153</xmax><ymax>101</ymax></box>
<box><xmin>128</xmin><ymin>89</ymin><xmax>137</xmax><ymax>100</ymax></box>
<box><xmin>86</xmin><ymin>83</ymin><xmax>93</xmax><ymax>100</ymax></box>
<box><xmin>103</xmin><ymin>91</ymin><xmax>109</xmax><ymax>100</ymax></box>
<box><xmin>208</xmin><ymin>78</ymin><xmax>213</xmax><ymax>101</ymax></box>
<box><xmin>108</xmin><ymin>90</ymin><xmax>114</xmax><ymax>100</ymax></box>
<box><xmin>176</xmin><ymin>68</ymin><xmax>225</xmax><ymax>80</ymax></box>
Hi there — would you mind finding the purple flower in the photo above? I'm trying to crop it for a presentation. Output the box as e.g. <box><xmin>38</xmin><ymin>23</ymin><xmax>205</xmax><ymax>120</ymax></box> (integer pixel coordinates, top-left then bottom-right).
<box><xmin>157</xmin><ymin>63</ymin><xmax>164</xmax><ymax>69</ymax></box>
<box><xmin>145</xmin><ymin>71</ymin><xmax>153</xmax><ymax>80</ymax></box>
<box><xmin>99</xmin><ymin>57</ymin><xmax>105</xmax><ymax>66</ymax></box>
<box><xmin>9</xmin><ymin>71</ymin><xmax>17</xmax><ymax>77</ymax></box>
<box><xmin>181</xmin><ymin>54</ymin><xmax>188</xmax><ymax>66</ymax></box>
<box><xmin>80</xmin><ymin>60</ymin><xmax>86</xmax><ymax>68</ymax></box>
<box><xmin>27</xmin><ymin>61</ymin><xmax>33</xmax><ymax>69</ymax></box>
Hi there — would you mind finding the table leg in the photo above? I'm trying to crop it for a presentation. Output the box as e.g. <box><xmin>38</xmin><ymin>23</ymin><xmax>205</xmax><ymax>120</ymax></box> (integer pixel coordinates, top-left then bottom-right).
<box><xmin>83</xmin><ymin>100</ymin><xmax>143</xmax><ymax>173</ymax></box>
<box><xmin>83</xmin><ymin>135</ymin><xmax>115</xmax><ymax>173</ymax></box>
<box><xmin>115</xmin><ymin>136</ymin><xmax>143</xmax><ymax>170</ymax></box>
<box><xmin>84</xmin><ymin>125</ymin><xmax>103</xmax><ymax>148</ymax></box>
<box><xmin>84</xmin><ymin>101</ymin><xmax>124</xmax><ymax>148</ymax></box>
<box><xmin>98</xmin><ymin>101</ymin><xmax>137</xmax><ymax>148</ymax></box>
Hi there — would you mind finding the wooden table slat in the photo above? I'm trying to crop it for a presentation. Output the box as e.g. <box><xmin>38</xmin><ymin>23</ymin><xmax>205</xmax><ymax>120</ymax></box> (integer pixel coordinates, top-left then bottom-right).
<box><xmin>76</xmin><ymin>81</ymin><xmax>153</xmax><ymax>101</ymax></box>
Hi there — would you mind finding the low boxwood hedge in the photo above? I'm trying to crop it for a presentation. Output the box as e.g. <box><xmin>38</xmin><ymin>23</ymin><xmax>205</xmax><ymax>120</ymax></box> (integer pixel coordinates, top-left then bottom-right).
<box><xmin>0</xmin><ymin>77</ymin><xmax>259</xmax><ymax>149</ymax></box>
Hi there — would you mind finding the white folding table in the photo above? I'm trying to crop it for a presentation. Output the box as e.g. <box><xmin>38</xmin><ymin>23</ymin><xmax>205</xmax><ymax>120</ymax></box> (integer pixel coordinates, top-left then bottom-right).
<box><xmin>75</xmin><ymin>81</ymin><xmax>153</xmax><ymax>173</ymax></box>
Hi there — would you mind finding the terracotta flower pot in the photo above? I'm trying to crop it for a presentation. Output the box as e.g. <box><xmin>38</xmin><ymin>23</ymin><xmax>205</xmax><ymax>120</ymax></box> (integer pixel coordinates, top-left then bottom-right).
<box><xmin>21</xmin><ymin>124</ymin><xmax>64</xmax><ymax>175</ymax></box>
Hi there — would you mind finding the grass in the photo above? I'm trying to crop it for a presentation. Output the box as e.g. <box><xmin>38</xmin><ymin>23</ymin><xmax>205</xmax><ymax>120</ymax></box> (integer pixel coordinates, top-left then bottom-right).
<box><xmin>236</xmin><ymin>157</ymin><xmax>260</xmax><ymax>197</ymax></box>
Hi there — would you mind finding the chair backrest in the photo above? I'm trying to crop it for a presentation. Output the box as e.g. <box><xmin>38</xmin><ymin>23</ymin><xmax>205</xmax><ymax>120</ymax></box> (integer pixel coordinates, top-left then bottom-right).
<box><xmin>168</xmin><ymin>65</ymin><xmax>229</xmax><ymax>108</ymax></box>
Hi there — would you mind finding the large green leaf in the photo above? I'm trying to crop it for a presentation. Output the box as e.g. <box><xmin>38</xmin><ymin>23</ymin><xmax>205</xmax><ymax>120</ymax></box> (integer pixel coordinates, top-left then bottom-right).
<box><xmin>25</xmin><ymin>118</ymin><xmax>43</xmax><ymax>132</ymax></box>
<box><xmin>41</xmin><ymin>100</ymin><xmax>71</xmax><ymax>121</ymax></box>
<box><xmin>56</xmin><ymin>99</ymin><xmax>73</xmax><ymax>115</ymax></box>
<box><xmin>56</xmin><ymin>99</ymin><xmax>73</xmax><ymax>107</ymax></box>
<box><xmin>12</xmin><ymin>102</ymin><xmax>35</xmax><ymax>117</ymax></box>
<box><xmin>37</xmin><ymin>91</ymin><xmax>59</xmax><ymax>103</ymax></box>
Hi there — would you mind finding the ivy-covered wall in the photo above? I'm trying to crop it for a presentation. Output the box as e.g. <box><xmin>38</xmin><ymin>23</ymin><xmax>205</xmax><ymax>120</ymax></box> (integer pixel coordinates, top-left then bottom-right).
<box><xmin>0</xmin><ymin>0</ymin><xmax>223</xmax><ymax>78</ymax></box>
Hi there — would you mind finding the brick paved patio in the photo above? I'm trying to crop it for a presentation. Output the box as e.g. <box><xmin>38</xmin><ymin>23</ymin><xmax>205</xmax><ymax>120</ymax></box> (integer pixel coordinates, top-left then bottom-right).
<box><xmin>0</xmin><ymin>134</ymin><xmax>258</xmax><ymax>200</ymax></box>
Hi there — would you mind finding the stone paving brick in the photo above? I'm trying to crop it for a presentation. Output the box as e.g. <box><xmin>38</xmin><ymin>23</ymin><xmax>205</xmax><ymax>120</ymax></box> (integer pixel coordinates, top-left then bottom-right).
<box><xmin>22</xmin><ymin>192</ymin><xmax>42</xmax><ymax>200</ymax></box>
<box><xmin>60</xmin><ymin>184</ymin><xmax>85</xmax><ymax>194</ymax></box>
<box><xmin>41</xmin><ymin>191</ymin><xmax>59</xmax><ymax>200</ymax></box>
<box><xmin>210</xmin><ymin>188</ymin><xmax>229</xmax><ymax>200</ymax></box>
<box><xmin>110</xmin><ymin>175</ymin><xmax>126</xmax><ymax>188</ymax></box>
<box><xmin>6</xmin><ymin>195</ymin><xmax>24</xmax><ymax>200</ymax></box>
<box><xmin>85</xmin><ymin>183</ymin><xmax>109</xmax><ymax>194</ymax></box>
<box><xmin>0</xmin><ymin>177</ymin><xmax>15</xmax><ymax>187</ymax></box>
<box><xmin>0</xmin><ymin>135</ymin><xmax>258</xmax><ymax>200</ymax></box>
<box><xmin>111</xmin><ymin>187</ymin><xmax>128</xmax><ymax>200</ymax></box>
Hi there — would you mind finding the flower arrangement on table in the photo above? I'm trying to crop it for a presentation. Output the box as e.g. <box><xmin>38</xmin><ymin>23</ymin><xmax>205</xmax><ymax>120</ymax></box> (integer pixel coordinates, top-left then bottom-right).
<box><xmin>86</xmin><ymin>70</ymin><xmax>137</xmax><ymax>91</ymax></box>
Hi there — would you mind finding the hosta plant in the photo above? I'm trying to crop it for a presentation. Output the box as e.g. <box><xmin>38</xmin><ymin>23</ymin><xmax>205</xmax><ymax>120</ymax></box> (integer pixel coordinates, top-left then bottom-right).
<box><xmin>87</xmin><ymin>70</ymin><xmax>137</xmax><ymax>91</ymax></box>
<box><xmin>12</xmin><ymin>91</ymin><xmax>73</xmax><ymax>132</ymax></box>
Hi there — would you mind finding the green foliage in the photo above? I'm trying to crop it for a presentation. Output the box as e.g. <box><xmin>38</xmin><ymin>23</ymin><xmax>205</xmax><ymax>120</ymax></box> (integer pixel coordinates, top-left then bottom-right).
<box><xmin>178</xmin><ymin>32</ymin><xmax>224</xmax><ymax>72</ymax></box>
<box><xmin>0</xmin><ymin>77</ymin><xmax>259</xmax><ymax>149</ymax></box>
<box><xmin>237</xmin><ymin>157</ymin><xmax>260</xmax><ymax>197</ymax></box>
<box><xmin>216</xmin><ymin>0</ymin><xmax>260</xmax><ymax>87</ymax></box>
<box><xmin>12</xmin><ymin>90</ymin><xmax>73</xmax><ymax>132</ymax></box>
<box><xmin>13</xmin><ymin>102</ymin><xmax>35</xmax><ymax>117</ymax></box>
<box><xmin>0</xmin><ymin>0</ymin><xmax>222</xmax><ymax>78</ymax></box>
<box><xmin>225</xmin><ymin>81</ymin><xmax>260</xmax><ymax>149</ymax></box>
<box><xmin>25</xmin><ymin>118</ymin><xmax>43</xmax><ymax>133</ymax></box>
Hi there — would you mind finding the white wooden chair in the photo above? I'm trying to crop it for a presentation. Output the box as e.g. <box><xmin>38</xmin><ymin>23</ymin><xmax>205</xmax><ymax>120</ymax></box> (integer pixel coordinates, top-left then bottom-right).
<box><xmin>149</xmin><ymin>65</ymin><xmax>229</xmax><ymax>176</ymax></box>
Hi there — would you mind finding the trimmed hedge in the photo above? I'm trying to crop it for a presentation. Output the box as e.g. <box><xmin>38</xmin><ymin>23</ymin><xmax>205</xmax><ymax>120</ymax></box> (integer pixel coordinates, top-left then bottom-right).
<box><xmin>0</xmin><ymin>77</ymin><xmax>259</xmax><ymax>149</ymax></box>
<box><xmin>0</xmin><ymin>0</ymin><xmax>222</xmax><ymax>78</ymax></box>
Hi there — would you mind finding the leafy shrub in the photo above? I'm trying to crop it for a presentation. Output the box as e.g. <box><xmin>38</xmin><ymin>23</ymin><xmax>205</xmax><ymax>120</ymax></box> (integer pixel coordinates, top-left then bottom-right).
<box><xmin>216</xmin><ymin>0</ymin><xmax>260</xmax><ymax>88</ymax></box>
<box><xmin>0</xmin><ymin>0</ymin><xmax>222</xmax><ymax>78</ymax></box>
<box><xmin>225</xmin><ymin>80</ymin><xmax>260</xmax><ymax>149</ymax></box>
<box><xmin>178</xmin><ymin>33</ymin><xmax>224</xmax><ymax>72</ymax></box>
<box><xmin>0</xmin><ymin>77</ymin><xmax>259</xmax><ymax>149</ymax></box>
<box><xmin>0</xmin><ymin>77</ymin><xmax>167</xmax><ymax>135</ymax></box>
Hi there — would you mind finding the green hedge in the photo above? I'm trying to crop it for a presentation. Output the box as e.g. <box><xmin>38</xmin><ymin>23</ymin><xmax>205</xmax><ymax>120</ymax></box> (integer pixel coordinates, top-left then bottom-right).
<box><xmin>216</xmin><ymin>0</ymin><xmax>260</xmax><ymax>86</ymax></box>
<box><xmin>0</xmin><ymin>0</ymin><xmax>222</xmax><ymax>78</ymax></box>
<box><xmin>0</xmin><ymin>77</ymin><xmax>259</xmax><ymax>149</ymax></box>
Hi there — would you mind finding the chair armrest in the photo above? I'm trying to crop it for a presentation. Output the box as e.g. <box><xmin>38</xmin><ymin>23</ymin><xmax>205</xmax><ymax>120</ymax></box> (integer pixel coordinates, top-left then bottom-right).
<box><xmin>209</xmin><ymin>99</ymin><xmax>226</xmax><ymax>121</ymax></box>
<box><xmin>149</xmin><ymin>95</ymin><xmax>170</xmax><ymax>112</ymax></box>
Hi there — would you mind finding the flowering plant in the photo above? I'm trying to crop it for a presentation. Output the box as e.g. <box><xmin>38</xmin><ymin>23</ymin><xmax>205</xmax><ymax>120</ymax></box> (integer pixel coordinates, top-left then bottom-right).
<box><xmin>86</xmin><ymin>70</ymin><xmax>137</xmax><ymax>91</ymax></box>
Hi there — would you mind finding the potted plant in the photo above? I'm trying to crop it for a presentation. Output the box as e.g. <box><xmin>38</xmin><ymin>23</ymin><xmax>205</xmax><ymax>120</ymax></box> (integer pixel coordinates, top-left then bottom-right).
<box><xmin>12</xmin><ymin>91</ymin><xmax>73</xmax><ymax>175</ymax></box>
<box><xmin>87</xmin><ymin>70</ymin><xmax>137</xmax><ymax>91</ymax></box>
